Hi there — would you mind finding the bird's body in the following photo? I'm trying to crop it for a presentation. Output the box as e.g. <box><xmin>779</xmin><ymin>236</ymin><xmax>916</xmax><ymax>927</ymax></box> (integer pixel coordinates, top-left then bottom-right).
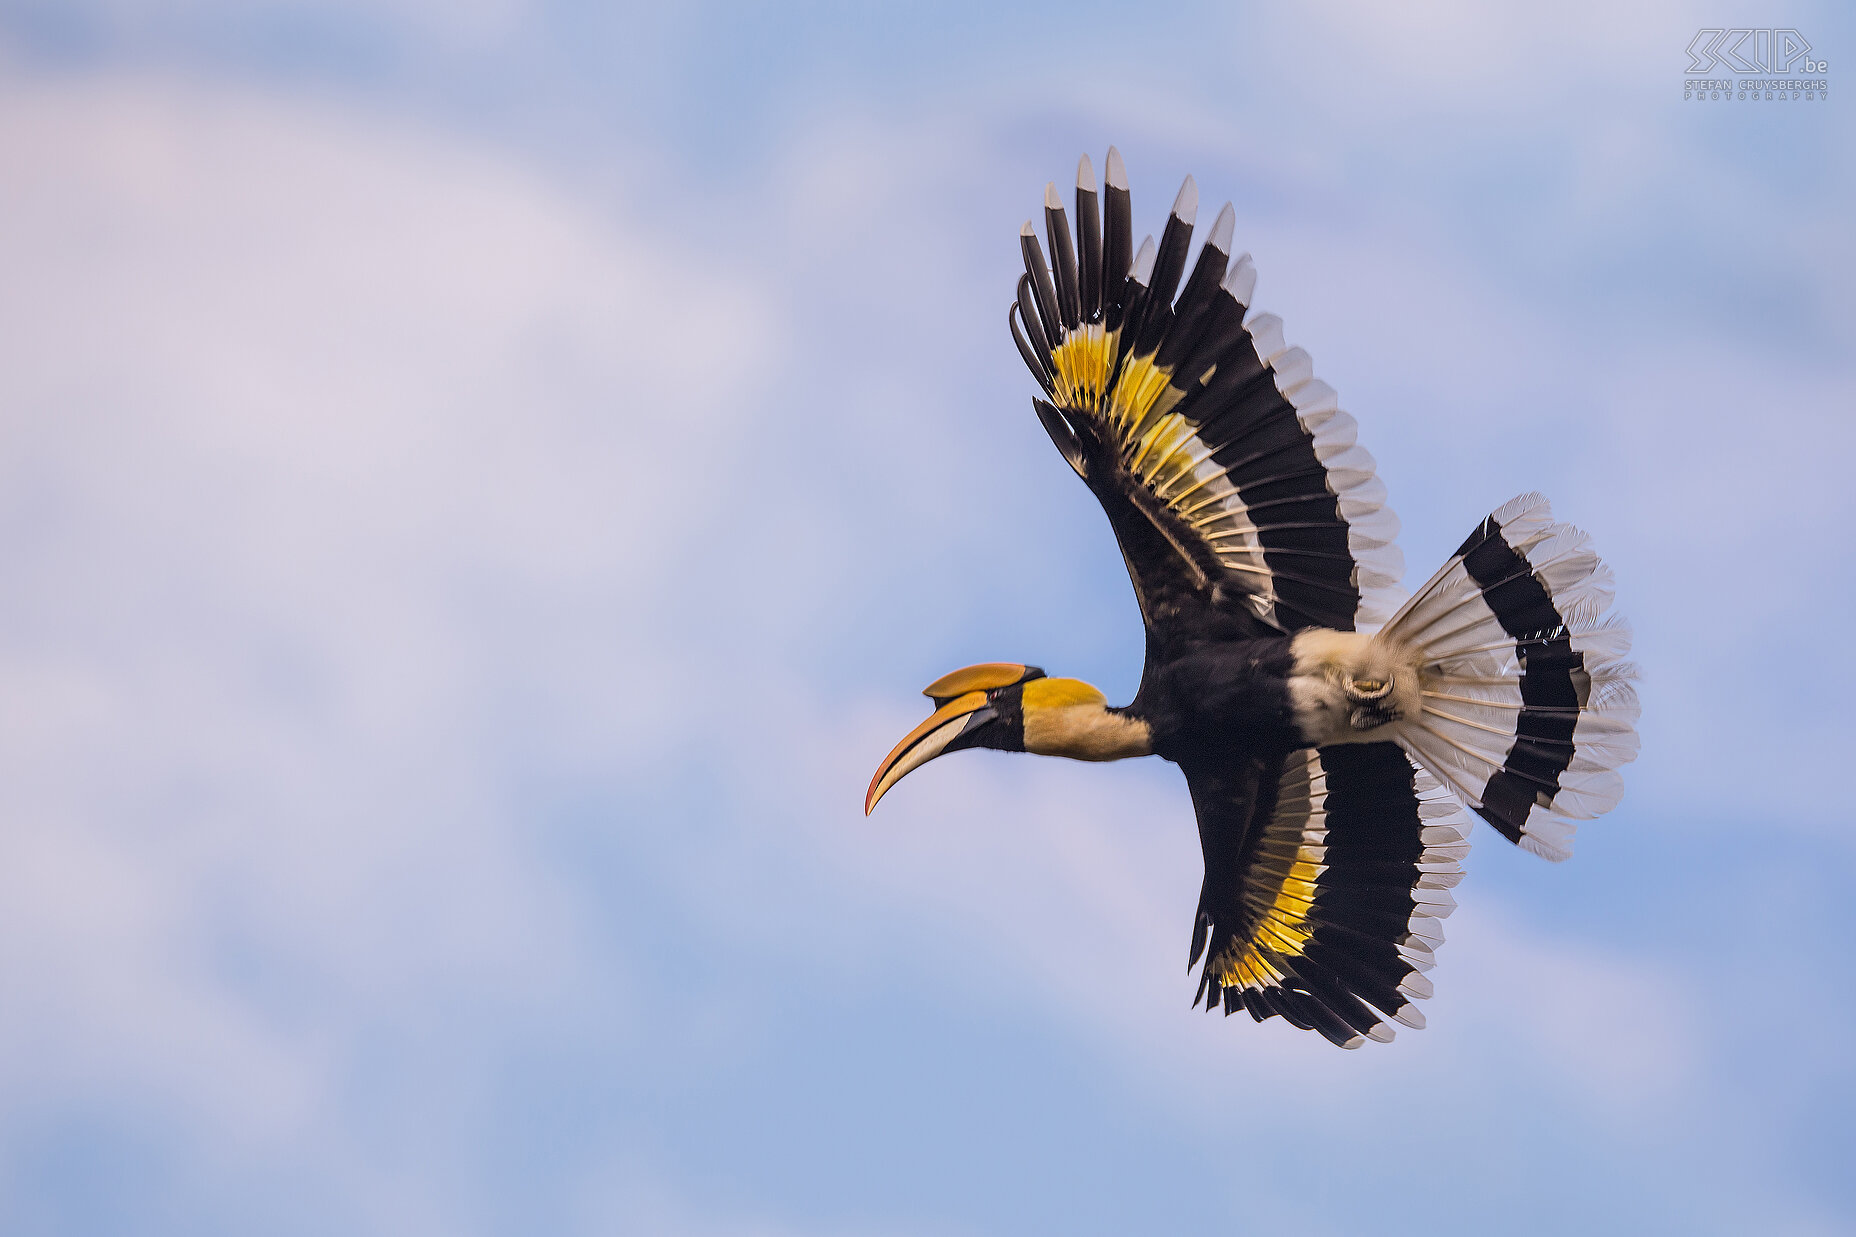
<box><xmin>1134</xmin><ymin>637</ymin><xmax>1302</xmax><ymax>762</ymax></box>
<box><xmin>868</xmin><ymin>150</ymin><xmax>1640</xmax><ymax>1048</ymax></box>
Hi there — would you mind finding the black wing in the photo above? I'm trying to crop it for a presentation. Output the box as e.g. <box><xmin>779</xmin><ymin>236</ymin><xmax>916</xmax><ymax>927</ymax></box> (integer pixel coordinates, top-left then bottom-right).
<box><xmin>1181</xmin><ymin>742</ymin><xmax>1469</xmax><ymax>1048</ymax></box>
<box><xmin>1012</xmin><ymin>150</ymin><xmax>1403</xmax><ymax>646</ymax></box>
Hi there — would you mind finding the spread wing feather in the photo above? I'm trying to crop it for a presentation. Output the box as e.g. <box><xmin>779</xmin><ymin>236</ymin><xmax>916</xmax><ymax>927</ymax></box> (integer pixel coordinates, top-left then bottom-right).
<box><xmin>1183</xmin><ymin>743</ymin><xmax>1468</xmax><ymax>1048</ymax></box>
<box><xmin>1014</xmin><ymin>150</ymin><xmax>1404</xmax><ymax>642</ymax></box>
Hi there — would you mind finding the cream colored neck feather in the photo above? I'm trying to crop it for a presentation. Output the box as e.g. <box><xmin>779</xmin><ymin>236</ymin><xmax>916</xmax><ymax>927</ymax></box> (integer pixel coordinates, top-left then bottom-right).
<box><xmin>1024</xmin><ymin>704</ymin><xmax>1153</xmax><ymax>762</ymax></box>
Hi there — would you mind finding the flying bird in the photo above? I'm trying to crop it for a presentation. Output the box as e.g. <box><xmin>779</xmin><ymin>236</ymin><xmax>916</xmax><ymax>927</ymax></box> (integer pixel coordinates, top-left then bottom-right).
<box><xmin>865</xmin><ymin>149</ymin><xmax>1641</xmax><ymax>1048</ymax></box>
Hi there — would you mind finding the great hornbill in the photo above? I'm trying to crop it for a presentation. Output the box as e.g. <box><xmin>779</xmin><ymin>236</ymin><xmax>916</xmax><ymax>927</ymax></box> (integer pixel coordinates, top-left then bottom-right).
<box><xmin>865</xmin><ymin>150</ymin><xmax>1640</xmax><ymax>1048</ymax></box>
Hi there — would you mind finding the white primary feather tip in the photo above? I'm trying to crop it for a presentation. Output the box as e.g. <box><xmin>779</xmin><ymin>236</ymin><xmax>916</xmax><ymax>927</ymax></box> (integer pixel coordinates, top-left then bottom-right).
<box><xmin>1171</xmin><ymin>175</ymin><xmax>1197</xmax><ymax>224</ymax></box>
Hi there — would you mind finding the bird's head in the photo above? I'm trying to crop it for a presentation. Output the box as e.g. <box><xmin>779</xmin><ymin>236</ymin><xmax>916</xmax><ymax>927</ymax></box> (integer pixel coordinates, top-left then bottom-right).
<box><xmin>865</xmin><ymin>662</ymin><xmax>1151</xmax><ymax>814</ymax></box>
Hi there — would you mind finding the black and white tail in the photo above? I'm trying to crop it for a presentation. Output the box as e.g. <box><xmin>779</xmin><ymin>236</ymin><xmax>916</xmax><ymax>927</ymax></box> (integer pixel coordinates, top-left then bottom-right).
<box><xmin>1377</xmin><ymin>493</ymin><xmax>1640</xmax><ymax>861</ymax></box>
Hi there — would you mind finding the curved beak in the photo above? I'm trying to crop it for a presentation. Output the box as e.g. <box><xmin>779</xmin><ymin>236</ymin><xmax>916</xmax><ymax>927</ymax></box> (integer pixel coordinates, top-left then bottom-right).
<box><xmin>865</xmin><ymin>690</ymin><xmax>996</xmax><ymax>815</ymax></box>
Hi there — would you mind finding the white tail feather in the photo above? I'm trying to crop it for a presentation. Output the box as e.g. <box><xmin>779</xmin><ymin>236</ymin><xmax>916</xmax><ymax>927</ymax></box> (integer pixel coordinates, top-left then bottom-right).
<box><xmin>1376</xmin><ymin>494</ymin><xmax>1639</xmax><ymax>860</ymax></box>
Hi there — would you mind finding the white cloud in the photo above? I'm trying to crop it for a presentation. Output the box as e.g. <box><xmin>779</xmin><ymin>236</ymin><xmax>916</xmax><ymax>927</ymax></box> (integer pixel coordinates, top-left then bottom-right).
<box><xmin>0</xmin><ymin>72</ymin><xmax>769</xmax><ymax>1230</ymax></box>
<box><xmin>21</xmin><ymin>0</ymin><xmax>533</xmax><ymax>51</ymax></box>
<box><xmin>0</xmin><ymin>48</ymin><xmax>1847</xmax><ymax>1234</ymax></box>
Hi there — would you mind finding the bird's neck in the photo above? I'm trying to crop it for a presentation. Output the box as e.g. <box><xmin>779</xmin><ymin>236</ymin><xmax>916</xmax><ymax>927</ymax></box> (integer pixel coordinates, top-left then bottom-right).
<box><xmin>1024</xmin><ymin>703</ymin><xmax>1153</xmax><ymax>762</ymax></box>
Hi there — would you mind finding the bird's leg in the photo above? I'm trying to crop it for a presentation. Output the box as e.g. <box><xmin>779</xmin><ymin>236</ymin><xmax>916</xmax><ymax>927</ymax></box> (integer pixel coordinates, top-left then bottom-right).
<box><xmin>1286</xmin><ymin>629</ymin><xmax>1422</xmax><ymax>746</ymax></box>
<box><xmin>1342</xmin><ymin>673</ymin><xmax>1400</xmax><ymax>731</ymax></box>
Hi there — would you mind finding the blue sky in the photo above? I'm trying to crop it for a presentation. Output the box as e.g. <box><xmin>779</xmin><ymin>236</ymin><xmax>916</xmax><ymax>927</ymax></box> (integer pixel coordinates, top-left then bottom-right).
<box><xmin>0</xmin><ymin>2</ymin><xmax>1852</xmax><ymax>1234</ymax></box>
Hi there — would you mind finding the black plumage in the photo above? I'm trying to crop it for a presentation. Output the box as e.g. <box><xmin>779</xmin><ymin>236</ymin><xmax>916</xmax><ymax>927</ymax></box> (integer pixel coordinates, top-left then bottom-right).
<box><xmin>1074</xmin><ymin>155</ymin><xmax>1102</xmax><ymax>322</ymax></box>
<box><xmin>1100</xmin><ymin>148</ymin><xmax>1133</xmax><ymax>329</ymax></box>
<box><xmin>1018</xmin><ymin>222</ymin><xmax>1061</xmax><ymax>347</ymax></box>
<box><xmin>869</xmin><ymin>151</ymin><xmax>1638</xmax><ymax>1048</ymax></box>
